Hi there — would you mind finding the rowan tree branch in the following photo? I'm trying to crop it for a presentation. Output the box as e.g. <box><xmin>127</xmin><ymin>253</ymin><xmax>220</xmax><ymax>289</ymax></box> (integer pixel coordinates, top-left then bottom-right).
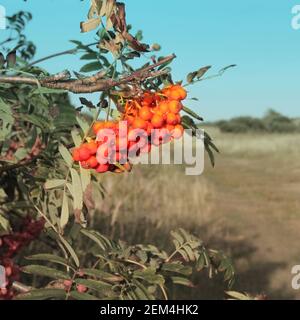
<box><xmin>0</xmin><ymin>54</ymin><xmax>176</xmax><ymax>94</ymax></box>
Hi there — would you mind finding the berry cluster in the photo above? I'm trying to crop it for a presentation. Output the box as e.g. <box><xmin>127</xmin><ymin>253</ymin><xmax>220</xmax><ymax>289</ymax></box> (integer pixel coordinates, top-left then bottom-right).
<box><xmin>71</xmin><ymin>85</ymin><xmax>186</xmax><ymax>173</ymax></box>
<box><xmin>0</xmin><ymin>217</ymin><xmax>45</xmax><ymax>300</ymax></box>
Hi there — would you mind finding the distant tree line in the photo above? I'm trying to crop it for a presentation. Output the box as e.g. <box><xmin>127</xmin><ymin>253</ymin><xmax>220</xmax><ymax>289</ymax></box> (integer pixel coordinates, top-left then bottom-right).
<box><xmin>210</xmin><ymin>109</ymin><xmax>300</xmax><ymax>133</ymax></box>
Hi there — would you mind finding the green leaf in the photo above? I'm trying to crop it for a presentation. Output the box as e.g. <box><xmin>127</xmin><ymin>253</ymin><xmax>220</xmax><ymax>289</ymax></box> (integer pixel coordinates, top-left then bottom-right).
<box><xmin>59</xmin><ymin>144</ymin><xmax>73</xmax><ymax>167</ymax></box>
<box><xmin>22</xmin><ymin>114</ymin><xmax>51</xmax><ymax>131</ymax></box>
<box><xmin>196</xmin><ymin>66</ymin><xmax>211</xmax><ymax>79</ymax></box>
<box><xmin>219</xmin><ymin>64</ymin><xmax>237</xmax><ymax>75</ymax></box>
<box><xmin>69</xmin><ymin>290</ymin><xmax>100</xmax><ymax>300</ymax></box>
<box><xmin>80</xmin><ymin>61</ymin><xmax>102</xmax><ymax>73</ymax></box>
<box><xmin>26</xmin><ymin>254</ymin><xmax>71</xmax><ymax>268</ymax></box>
<box><xmin>21</xmin><ymin>265</ymin><xmax>70</xmax><ymax>280</ymax></box>
<box><xmin>76</xmin><ymin>115</ymin><xmax>90</xmax><ymax>134</ymax></box>
<box><xmin>70</xmin><ymin>168</ymin><xmax>83</xmax><ymax>211</ymax></box>
<box><xmin>15</xmin><ymin>289</ymin><xmax>67</xmax><ymax>300</ymax></box>
<box><xmin>170</xmin><ymin>230</ymin><xmax>184</xmax><ymax>246</ymax></box>
<box><xmin>182</xmin><ymin>106</ymin><xmax>203</xmax><ymax>121</ymax></box>
<box><xmin>133</xmin><ymin>268</ymin><xmax>165</xmax><ymax>285</ymax></box>
<box><xmin>71</xmin><ymin>129</ymin><xmax>82</xmax><ymax>147</ymax></box>
<box><xmin>205</xmin><ymin>143</ymin><xmax>215</xmax><ymax>167</ymax></box>
<box><xmin>226</xmin><ymin>291</ymin><xmax>251</xmax><ymax>300</ymax></box>
<box><xmin>0</xmin><ymin>214</ymin><xmax>11</xmax><ymax>232</ymax></box>
<box><xmin>80</xmin><ymin>268</ymin><xmax>123</xmax><ymax>283</ymax></box>
<box><xmin>80</xmin><ymin>229</ymin><xmax>106</xmax><ymax>250</ymax></box>
<box><xmin>80</xmin><ymin>165</ymin><xmax>91</xmax><ymax>193</ymax></box>
<box><xmin>75</xmin><ymin>278</ymin><xmax>111</xmax><ymax>292</ymax></box>
<box><xmin>186</xmin><ymin>71</ymin><xmax>197</xmax><ymax>84</ymax></box>
<box><xmin>60</xmin><ymin>191</ymin><xmax>69</xmax><ymax>229</ymax></box>
<box><xmin>44</xmin><ymin>179</ymin><xmax>65</xmax><ymax>190</ymax></box>
<box><xmin>161</xmin><ymin>263</ymin><xmax>192</xmax><ymax>276</ymax></box>
<box><xmin>80</xmin><ymin>52</ymin><xmax>98</xmax><ymax>60</ymax></box>
<box><xmin>171</xmin><ymin>276</ymin><xmax>194</xmax><ymax>287</ymax></box>
<box><xmin>58</xmin><ymin>235</ymin><xmax>80</xmax><ymax>268</ymax></box>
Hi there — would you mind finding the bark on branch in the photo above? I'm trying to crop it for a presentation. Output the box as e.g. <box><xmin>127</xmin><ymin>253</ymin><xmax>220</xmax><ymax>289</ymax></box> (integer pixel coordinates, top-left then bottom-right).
<box><xmin>0</xmin><ymin>54</ymin><xmax>176</xmax><ymax>94</ymax></box>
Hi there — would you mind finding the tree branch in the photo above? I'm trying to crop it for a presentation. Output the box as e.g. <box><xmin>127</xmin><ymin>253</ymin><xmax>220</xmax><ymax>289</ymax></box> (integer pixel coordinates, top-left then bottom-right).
<box><xmin>0</xmin><ymin>54</ymin><xmax>176</xmax><ymax>94</ymax></box>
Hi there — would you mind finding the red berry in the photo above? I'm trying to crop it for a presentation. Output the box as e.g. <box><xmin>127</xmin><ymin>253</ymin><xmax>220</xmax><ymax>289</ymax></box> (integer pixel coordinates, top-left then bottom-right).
<box><xmin>78</xmin><ymin>147</ymin><xmax>91</xmax><ymax>161</ymax></box>
<box><xmin>139</xmin><ymin>106</ymin><xmax>153</xmax><ymax>121</ymax></box>
<box><xmin>132</xmin><ymin>117</ymin><xmax>148</xmax><ymax>130</ymax></box>
<box><xmin>72</xmin><ymin>148</ymin><xmax>81</xmax><ymax>161</ymax></box>
<box><xmin>166</xmin><ymin>112</ymin><xmax>178</xmax><ymax>125</ymax></box>
<box><xmin>151</xmin><ymin>114</ymin><xmax>164</xmax><ymax>128</ymax></box>
<box><xmin>96</xmin><ymin>163</ymin><xmax>110</xmax><ymax>173</ymax></box>
<box><xmin>76</xmin><ymin>284</ymin><xmax>87</xmax><ymax>293</ymax></box>
<box><xmin>86</xmin><ymin>156</ymin><xmax>98</xmax><ymax>168</ymax></box>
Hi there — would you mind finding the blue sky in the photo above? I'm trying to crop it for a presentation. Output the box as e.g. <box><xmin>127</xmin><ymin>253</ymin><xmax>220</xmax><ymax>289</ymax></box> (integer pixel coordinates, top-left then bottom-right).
<box><xmin>1</xmin><ymin>0</ymin><xmax>299</xmax><ymax>121</ymax></box>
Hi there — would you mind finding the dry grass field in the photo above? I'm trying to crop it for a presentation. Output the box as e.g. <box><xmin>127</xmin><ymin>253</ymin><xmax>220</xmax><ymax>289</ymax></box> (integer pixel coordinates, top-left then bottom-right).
<box><xmin>91</xmin><ymin>127</ymin><xmax>300</xmax><ymax>299</ymax></box>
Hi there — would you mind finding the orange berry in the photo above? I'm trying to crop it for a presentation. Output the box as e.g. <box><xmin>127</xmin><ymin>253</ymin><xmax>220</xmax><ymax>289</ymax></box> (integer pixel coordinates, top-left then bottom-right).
<box><xmin>92</xmin><ymin>121</ymin><xmax>104</xmax><ymax>134</ymax></box>
<box><xmin>86</xmin><ymin>156</ymin><xmax>98</xmax><ymax>168</ymax></box>
<box><xmin>126</xmin><ymin>115</ymin><xmax>135</xmax><ymax>126</ymax></box>
<box><xmin>176</xmin><ymin>114</ymin><xmax>181</xmax><ymax>123</ymax></box>
<box><xmin>143</xmin><ymin>92</ymin><xmax>154</xmax><ymax>105</ymax></box>
<box><xmin>78</xmin><ymin>147</ymin><xmax>91</xmax><ymax>161</ymax></box>
<box><xmin>166</xmin><ymin>124</ymin><xmax>175</xmax><ymax>133</ymax></box>
<box><xmin>84</xmin><ymin>141</ymin><xmax>98</xmax><ymax>154</ymax></box>
<box><xmin>168</xmin><ymin>100</ymin><xmax>183</xmax><ymax>113</ymax></box>
<box><xmin>104</xmin><ymin>121</ymin><xmax>116</xmax><ymax>129</ymax></box>
<box><xmin>170</xmin><ymin>85</ymin><xmax>187</xmax><ymax>100</ymax></box>
<box><xmin>163</xmin><ymin>85</ymin><xmax>187</xmax><ymax>101</ymax></box>
<box><xmin>176</xmin><ymin>86</ymin><xmax>187</xmax><ymax>100</ymax></box>
<box><xmin>132</xmin><ymin>117</ymin><xmax>148</xmax><ymax>130</ymax></box>
<box><xmin>158</xmin><ymin>101</ymin><xmax>169</xmax><ymax>113</ymax></box>
<box><xmin>166</xmin><ymin>112</ymin><xmax>179</xmax><ymax>125</ymax></box>
<box><xmin>151</xmin><ymin>114</ymin><xmax>165</xmax><ymax>128</ymax></box>
<box><xmin>96</xmin><ymin>163</ymin><xmax>110</xmax><ymax>173</ymax></box>
<box><xmin>173</xmin><ymin>124</ymin><xmax>184</xmax><ymax>139</ymax></box>
<box><xmin>72</xmin><ymin>148</ymin><xmax>80</xmax><ymax>161</ymax></box>
<box><xmin>139</xmin><ymin>106</ymin><xmax>153</xmax><ymax>121</ymax></box>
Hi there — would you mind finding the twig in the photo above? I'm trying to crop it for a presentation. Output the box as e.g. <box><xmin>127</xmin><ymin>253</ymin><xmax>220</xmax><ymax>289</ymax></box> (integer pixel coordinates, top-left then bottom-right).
<box><xmin>28</xmin><ymin>42</ymin><xmax>99</xmax><ymax>67</ymax></box>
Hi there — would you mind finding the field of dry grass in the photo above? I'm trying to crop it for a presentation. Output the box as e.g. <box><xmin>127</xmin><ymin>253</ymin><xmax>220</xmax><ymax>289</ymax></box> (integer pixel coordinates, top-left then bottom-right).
<box><xmin>91</xmin><ymin>127</ymin><xmax>300</xmax><ymax>299</ymax></box>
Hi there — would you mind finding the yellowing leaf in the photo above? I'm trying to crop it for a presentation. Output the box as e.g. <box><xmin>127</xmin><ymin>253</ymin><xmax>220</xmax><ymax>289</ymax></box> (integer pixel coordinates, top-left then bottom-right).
<box><xmin>80</xmin><ymin>17</ymin><xmax>101</xmax><ymax>33</ymax></box>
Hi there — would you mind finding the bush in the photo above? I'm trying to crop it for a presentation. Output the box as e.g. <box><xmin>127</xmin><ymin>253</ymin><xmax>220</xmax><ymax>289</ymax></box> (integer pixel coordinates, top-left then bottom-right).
<box><xmin>216</xmin><ymin>109</ymin><xmax>299</xmax><ymax>133</ymax></box>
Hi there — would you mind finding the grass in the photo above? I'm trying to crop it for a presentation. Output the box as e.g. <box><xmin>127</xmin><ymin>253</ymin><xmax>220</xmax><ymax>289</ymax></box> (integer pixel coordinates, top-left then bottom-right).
<box><xmin>91</xmin><ymin>127</ymin><xmax>300</xmax><ymax>299</ymax></box>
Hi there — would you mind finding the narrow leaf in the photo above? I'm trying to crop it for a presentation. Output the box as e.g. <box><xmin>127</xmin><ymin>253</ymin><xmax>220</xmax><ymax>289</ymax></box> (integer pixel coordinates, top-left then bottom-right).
<box><xmin>59</xmin><ymin>145</ymin><xmax>73</xmax><ymax>167</ymax></box>
<box><xmin>60</xmin><ymin>191</ymin><xmax>69</xmax><ymax>229</ymax></box>
<box><xmin>21</xmin><ymin>265</ymin><xmax>70</xmax><ymax>280</ymax></box>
